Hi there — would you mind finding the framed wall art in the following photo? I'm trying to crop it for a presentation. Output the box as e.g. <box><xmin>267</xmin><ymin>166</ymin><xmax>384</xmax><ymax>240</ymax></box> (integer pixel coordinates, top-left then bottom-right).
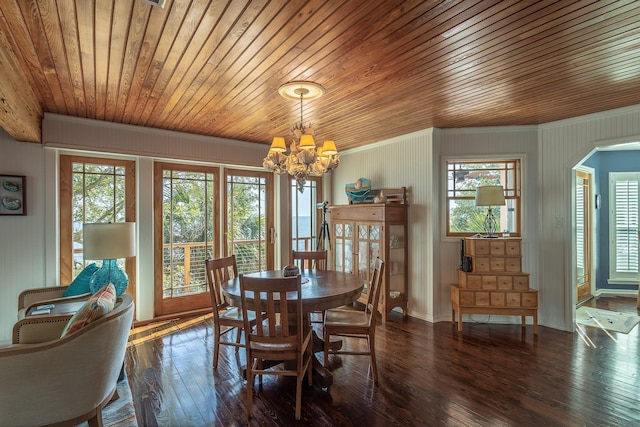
<box><xmin>0</xmin><ymin>175</ymin><xmax>26</xmax><ymax>215</ymax></box>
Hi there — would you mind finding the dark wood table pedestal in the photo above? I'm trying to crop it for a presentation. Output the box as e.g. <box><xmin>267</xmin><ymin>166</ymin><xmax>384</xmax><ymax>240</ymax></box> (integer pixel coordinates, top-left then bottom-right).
<box><xmin>311</xmin><ymin>329</ymin><xmax>342</xmax><ymax>388</ymax></box>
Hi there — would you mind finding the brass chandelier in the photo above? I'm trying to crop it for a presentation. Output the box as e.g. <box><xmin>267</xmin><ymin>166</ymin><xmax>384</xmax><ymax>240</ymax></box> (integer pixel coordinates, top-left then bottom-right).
<box><xmin>263</xmin><ymin>81</ymin><xmax>340</xmax><ymax>192</ymax></box>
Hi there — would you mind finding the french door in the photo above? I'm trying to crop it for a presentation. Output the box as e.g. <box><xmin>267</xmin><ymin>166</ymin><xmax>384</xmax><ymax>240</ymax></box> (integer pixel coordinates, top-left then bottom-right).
<box><xmin>290</xmin><ymin>176</ymin><xmax>323</xmax><ymax>253</ymax></box>
<box><xmin>153</xmin><ymin>164</ymin><xmax>274</xmax><ymax>317</ymax></box>
<box><xmin>224</xmin><ymin>169</ymin><xmax>274</xmax><ymax>273</ymax></box>
<box><xmin>59</xmin><ymin>155</ymin><xmax>136</xmax><ymax>301</ymax></box>
<box><xmin>575</xmin><ymin>170</ymin><xmax>592</xmax><ymax>303</ymax></box>
<box><xmin>154</xmin><ymin>163</ymin><xmax>219</xmax><ymax>316</ymax></box>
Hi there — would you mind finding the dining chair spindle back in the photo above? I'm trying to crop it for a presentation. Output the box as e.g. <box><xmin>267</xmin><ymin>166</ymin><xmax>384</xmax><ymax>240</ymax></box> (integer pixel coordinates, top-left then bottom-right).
<box><xmin>205</xmin><ymin>255</ymin><xmax>256</xmax><ymax>369</ymax></box>
<box><xmin>292</xmin><ymin>250</ymin><xmax>327</xmax><ymax>271</ymax></box>
<box><xmin>292</xmin><ymin>250</ymin><xmax>328</xmax><ymax>323</ymax></box>
<box><xmin>239</xmin><ymin>274</ymin><xmax>313</xmax><ymax>420</ymax></box>
<box><xmin>323</xmin><ymin>257</ymin><xmax>385</xmax><ymax>383</ymax></box>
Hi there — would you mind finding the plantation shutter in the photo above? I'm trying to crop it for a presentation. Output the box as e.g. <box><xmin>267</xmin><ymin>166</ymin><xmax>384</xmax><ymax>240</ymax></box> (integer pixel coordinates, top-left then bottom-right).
<box><xmin>613</xmin><ymin>177</ymin><xmax>639</xmax><ymax>276</ymax></box>
<box><xmin>576</xmin><ymin>182</ymin><xmax>585</xmax><ymax>271</ymax></box>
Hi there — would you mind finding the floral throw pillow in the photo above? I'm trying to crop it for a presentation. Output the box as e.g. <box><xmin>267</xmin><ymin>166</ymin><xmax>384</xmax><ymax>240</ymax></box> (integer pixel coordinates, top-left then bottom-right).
<box><xmin>63</xmin><ymin>262</ymin><xmax>99</xmax><ymax>297</ymax></box>
<box><xmin>60</xmin><ymin>283</ymin><xmax>117</xmax><ymax>337</ymax></box>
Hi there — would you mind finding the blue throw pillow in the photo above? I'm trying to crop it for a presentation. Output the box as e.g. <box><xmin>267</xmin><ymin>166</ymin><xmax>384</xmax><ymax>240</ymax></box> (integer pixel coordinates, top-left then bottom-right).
<box><xmin>63</xmin><ymin>263</ymin><xmax>99</xmax><ymax>297</ymax></box>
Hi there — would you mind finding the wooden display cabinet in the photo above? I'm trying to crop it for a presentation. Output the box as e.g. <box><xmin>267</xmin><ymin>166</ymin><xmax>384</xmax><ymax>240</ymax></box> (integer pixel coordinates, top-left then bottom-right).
<box><xmin>328</xmin><ymin>196</ymin><xmax>408</xmax><ymax>323</ymax></box>
<box><xmin>451</xmin><ymin>237</ymin><xmax>538</xmax><ymax>334</ymax></box>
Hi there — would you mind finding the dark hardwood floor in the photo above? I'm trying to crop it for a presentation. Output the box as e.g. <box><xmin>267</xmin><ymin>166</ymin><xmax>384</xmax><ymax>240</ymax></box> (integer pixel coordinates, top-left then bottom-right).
<box><xmin>125</xmin><ymin>296</ymin><xmax>640</xmax><ymax>426</ymax></box>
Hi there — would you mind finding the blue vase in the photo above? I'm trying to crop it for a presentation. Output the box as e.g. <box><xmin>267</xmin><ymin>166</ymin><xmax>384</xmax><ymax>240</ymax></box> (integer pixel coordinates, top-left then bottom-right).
<box><xmin>89</xmin><ymin>259</ymin><xmax>129</xmax><ymax>296</ymax></box>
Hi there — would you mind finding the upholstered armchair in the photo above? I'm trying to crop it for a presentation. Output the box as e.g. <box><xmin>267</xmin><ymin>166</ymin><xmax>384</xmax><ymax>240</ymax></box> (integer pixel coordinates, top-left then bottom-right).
<box><xmin>17</xmin><ymin>285</ymin><xmax>91</xmax><ymax>320</ymax></box>
<box><xmin>0</xmin><ymin>295</ymin><xmax>134</xmax><ymax>427</ymax></box>
<box><xmin>17</xmin><ymin>263</ymin><xmax>99</xmax><ymax>320</ymax></box>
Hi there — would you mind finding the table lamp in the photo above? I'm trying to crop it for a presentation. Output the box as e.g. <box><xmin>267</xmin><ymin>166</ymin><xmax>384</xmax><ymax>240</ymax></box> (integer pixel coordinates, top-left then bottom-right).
<box><xmin>83</xmin><ymin>222</ymin><xmax>136</xmax><ymax>295</ymax></box>
<box><xmin>475</xmin><ymin>185</ymin><xmax>505</xmax><ymax>238</ymax></box>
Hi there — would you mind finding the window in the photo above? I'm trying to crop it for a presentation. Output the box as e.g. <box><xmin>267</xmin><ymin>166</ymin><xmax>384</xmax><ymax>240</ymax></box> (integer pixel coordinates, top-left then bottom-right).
<box><xmin>609</xmin><ymin>172</ymin><xmax>639</xmax><ymax>282</ymax></box>
<box><xmin>446</xmin><ymin>159</ymin><xmax>521</xmax><ymax>236</ymax></box>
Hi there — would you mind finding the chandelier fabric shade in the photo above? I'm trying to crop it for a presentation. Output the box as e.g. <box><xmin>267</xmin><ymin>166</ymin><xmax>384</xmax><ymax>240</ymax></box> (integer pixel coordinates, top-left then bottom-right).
<box><xmin>322</xmin><ymin>140</ymin><xmax>337</xmax><ymax>155</ymax></box>
<box><xmin>270</xmin><ymin>137</ymin><xmax>287</xmax><ymax>153</ymax></box>
<box><xmin>263</xmin><ymin>81</ymin><xmax>340</xmax><ymax>192</ymax></box>
<box><xmin>299</xmin><ymin>133</ymin><xmax>316</xmax><ymax>150</ymax></box>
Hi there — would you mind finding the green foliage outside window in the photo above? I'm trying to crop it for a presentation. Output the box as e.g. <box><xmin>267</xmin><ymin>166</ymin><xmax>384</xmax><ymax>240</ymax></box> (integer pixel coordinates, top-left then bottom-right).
<box><xmin>72</xmin><ymin>163</ymin><xmax>127</xmax><ymax>277</ymax></box>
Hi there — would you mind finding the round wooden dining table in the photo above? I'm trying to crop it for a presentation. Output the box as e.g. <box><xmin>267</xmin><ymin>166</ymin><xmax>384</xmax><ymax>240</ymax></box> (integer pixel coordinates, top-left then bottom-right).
<box><xmin>222</xmin><ymin>269</ymin><xmax>363</xmax><ymax>388</ymax></box>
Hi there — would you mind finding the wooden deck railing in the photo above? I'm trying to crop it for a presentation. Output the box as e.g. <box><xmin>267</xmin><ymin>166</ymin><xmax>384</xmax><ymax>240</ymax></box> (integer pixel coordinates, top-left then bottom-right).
<box><xmin>77</xmin><ymin>237</ymin><xmax>315</xmax><ymax>297</ymax></box>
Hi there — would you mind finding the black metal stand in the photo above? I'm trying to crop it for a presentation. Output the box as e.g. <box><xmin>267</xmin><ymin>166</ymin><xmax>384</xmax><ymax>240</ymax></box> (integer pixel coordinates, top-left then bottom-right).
<box><xmin>316</xmin><ymin>203</ymin><xmax>331</xmax><ymax>252</ymax></box>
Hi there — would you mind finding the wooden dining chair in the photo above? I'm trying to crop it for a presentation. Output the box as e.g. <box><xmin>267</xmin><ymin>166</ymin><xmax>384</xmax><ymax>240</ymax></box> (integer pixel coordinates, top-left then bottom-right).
<box><xmin>323</xmin><ymin>257</ymin><xmax>385</xmax><ymax>383</ymax></box>
<box><xmin>205</xmin><ymin>255</ymin><xmax>256</xmax><ymax>370</ymax></box>
<box><xmin>292</xmin><ymin>250</ymin><xmax>327</xmax><ymax>323</ymax></box>
<box><xmin>239</xmin><ymin>274</ymin><xmax>313</xmax><ymax>421</ymax></box>
<box><xmin>292</xmin><ymin>250</ymin><xmax>327</xmax><ymax>271</ymax></box>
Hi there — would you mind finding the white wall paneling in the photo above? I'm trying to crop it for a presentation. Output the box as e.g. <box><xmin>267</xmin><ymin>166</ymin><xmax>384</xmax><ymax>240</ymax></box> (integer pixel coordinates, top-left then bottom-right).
<box><xmin>136</xmin><ymin>158</ymin><xmax>155</xmax><ymax>321</ymax></box>
<box><xmin>436</xmin><ymin>127</ymin><xmax>539</xmax><ymax>325</ymax></box>
<box><xmin>540</xmin><ymin>105</ymin><xmax>640</xmax><ymax>331</ymax></box>
<box><xmin>0</xmin><ymin>131</ymin><xmax>46</xmax><ymax>344</ymax></box>
<box><xmin>331</xmin><ymin>129</ymin><xmax>435</xmax><ymax>321</ymax></box>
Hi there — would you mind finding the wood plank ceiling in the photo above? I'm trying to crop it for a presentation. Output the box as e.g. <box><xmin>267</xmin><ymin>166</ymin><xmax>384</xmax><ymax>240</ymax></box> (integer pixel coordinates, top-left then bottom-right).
<box><xmin>1</xmin><ymin>0</ymin><xmax>640</xmax><ymax>150</ymax></box>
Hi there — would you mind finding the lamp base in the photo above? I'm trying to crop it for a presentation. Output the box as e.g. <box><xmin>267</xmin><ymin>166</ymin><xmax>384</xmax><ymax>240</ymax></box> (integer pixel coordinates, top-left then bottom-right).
<box><xmin>482</xmin><ymin>207</ymin><xmax>499</xmax><ymax>239</ymax></box>
<box><xmin>89</xmin><ymin>259</ymin><xmax>129</xmax><ymax>296</ymax></box>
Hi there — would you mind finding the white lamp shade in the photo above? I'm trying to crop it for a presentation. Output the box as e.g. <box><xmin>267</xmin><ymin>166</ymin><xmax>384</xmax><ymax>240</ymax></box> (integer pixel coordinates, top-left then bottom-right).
<box><xmin>475</xmin><ymin>185</ymin><xmax>506</xmax><ymax>206</ymax></box>
<box><xmin>83</xmin><ymin>222</ymin><xmax>136</xmax><ymax>260</ymax></box>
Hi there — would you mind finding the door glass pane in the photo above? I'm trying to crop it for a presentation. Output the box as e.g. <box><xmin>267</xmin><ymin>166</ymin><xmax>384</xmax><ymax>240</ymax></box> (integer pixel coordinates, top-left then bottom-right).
<box><xmin>335</xmin><ymin>239</ymin><xmax>343</xmax><ymax>271</ymax></box>
<box><xmin>291</xmin><ymin>177</ymin><xmax>320</xmax><ymax>251</ymax></box>
<box><xmin>370</xmin><ymin>225</ymin><xmax>380</xmax><ymax>241</ymax></box>
<box><xmin>162</xmin><ymin>170</ymin><xmax>215</xmax><ymax>298</ymax></box>
<box><xmin>359</xmin><ymin>224</ymin><xmax>368</xmax><ymax>239</ymax></box>
<box><xmin>344</xmin><ymin>239</ymin><xmax>353</xmax><ymax>273</ymax></box>
<box><xmin>370</xmin><ymin>242</ymin><xmax>380</xmax><ymax>263</ymax></box>
<box><xmin>345</xmin><ymin>224</ymin><xmax>353</xmax><ymax>238</ymax></box>
<box><xmin>359</xmin><ymin>241</ymin><xmax>369</xmax><ymax>292</ymax></box>
<box><xmin>72</xmin><ymin>162</ymin><xmax>127</xmax><ymax>277</ymax></box>
<box><xmin>227</xmin><ymin>173</ymin><xmax>268</xmax><ymax>273</ymax></box>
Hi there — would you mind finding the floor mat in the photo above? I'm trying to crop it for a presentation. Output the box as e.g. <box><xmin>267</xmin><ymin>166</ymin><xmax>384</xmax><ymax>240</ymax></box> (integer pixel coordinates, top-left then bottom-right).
<box><xmin>576</xmin><ymin>306</ymin><xmax>640</xmax><ymax>334</ymax></box>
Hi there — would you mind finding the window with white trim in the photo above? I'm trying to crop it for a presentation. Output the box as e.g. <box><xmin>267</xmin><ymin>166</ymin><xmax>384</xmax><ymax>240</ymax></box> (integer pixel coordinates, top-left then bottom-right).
<box><xmin>609</xmin><ymin>172</ymin><xmax>639</xmax><ymax>282</ymax></box>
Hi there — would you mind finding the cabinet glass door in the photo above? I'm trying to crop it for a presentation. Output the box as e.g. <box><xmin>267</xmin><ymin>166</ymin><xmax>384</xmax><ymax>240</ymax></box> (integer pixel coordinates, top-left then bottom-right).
<box><xmin>334</xmin><ymin>222</ymin><xmax>353</xmax><ymax>273</ymax></box>
<box><xmin>388</xmin><ymin>224</ymin><xmax>406</xmax><ymax>300</ymax></box>
<box><xmin>358</xmin><ymin>224</ymin><xmax>381</xmax><ymax>294</ymax></box>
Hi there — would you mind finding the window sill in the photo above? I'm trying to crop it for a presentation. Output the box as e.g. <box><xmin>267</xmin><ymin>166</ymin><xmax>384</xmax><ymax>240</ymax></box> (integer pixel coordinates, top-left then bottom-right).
<box><xmin>607</xmin><ymin>278</ymin><xmax>639</xmax><ymax>285</ymax></box>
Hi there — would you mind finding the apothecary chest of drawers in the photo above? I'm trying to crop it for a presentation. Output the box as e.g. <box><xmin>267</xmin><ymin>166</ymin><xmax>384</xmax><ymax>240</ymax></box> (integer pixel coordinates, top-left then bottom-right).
<box><xmin>451</xmin><ymin>237</ymin><xmax>538</xmax><ymax>334</ymax></box>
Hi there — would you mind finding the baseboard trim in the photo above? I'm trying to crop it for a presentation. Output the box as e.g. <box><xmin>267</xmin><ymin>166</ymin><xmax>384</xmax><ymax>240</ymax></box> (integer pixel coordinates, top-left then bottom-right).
<box><xmin>593</xmin><ymin>288</ymin><xmax>638</xmax><ymax>297</ymax></box>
